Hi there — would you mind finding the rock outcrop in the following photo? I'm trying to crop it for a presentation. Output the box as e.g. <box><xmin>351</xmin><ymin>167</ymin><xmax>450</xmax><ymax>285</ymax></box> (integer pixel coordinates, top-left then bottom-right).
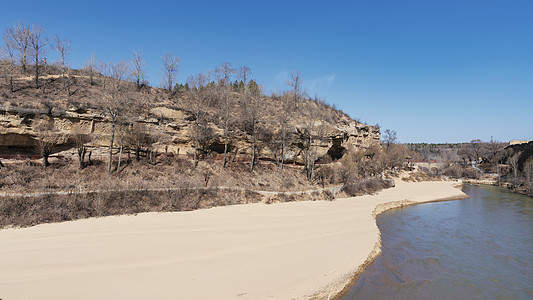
<box><xmin>0</xmin><ymin>105</ymin><xmax>380</xmax><ymax>162</ymax></box>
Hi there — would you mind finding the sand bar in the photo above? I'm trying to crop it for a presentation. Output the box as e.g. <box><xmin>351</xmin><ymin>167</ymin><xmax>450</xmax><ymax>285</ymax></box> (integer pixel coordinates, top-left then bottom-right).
<box><xmin>0</xmin><ymin>181</ymin><xmax>467</xmax><ymax>299</ymax></box>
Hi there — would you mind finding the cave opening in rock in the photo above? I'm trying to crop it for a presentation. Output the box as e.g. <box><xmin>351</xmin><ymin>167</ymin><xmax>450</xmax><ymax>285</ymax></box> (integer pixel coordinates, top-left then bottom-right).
<box><xmin>327</xmin><ymin>138</ymin><xmax>346</xmax><ymax>161</ymax></box>
<box><xmin>208</xmin><ymin>141</ymin><xmax>230</xmax><ymax>154</ymax></box>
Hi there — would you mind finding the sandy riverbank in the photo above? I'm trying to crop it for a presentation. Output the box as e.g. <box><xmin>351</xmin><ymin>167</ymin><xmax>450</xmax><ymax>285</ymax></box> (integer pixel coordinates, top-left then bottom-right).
<box><xmin>0</xmin><ymin>180</ymin><xmax>467</xmax><ymax>300</ymax></box>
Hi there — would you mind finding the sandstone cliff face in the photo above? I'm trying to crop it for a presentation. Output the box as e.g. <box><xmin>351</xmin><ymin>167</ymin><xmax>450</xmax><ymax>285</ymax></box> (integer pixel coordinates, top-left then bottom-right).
<box><xmin>0</xmin><ymin>105</ymin><xmax>380</xmax><ymax>162</ymax></box>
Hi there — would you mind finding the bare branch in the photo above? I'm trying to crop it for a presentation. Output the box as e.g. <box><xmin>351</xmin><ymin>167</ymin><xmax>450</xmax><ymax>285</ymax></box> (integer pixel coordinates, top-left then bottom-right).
<box><xmin>3</xmin><ymin>21</ymin><xmax>31</xmax><ymax>72</ymax></box>
<box><xmin>161</xmin><ymin>51</ymin><xmax>180</xmax><ymax>92</ymax></box>
<box><xmin>130</xmin><ymin>49</ymin><xmax>147</xmax><ymax>90</ymax></box>
<box><xmin>29</xmin><ymin>24</ymin><xmax>48</xmax><ymax>89</ymax></box>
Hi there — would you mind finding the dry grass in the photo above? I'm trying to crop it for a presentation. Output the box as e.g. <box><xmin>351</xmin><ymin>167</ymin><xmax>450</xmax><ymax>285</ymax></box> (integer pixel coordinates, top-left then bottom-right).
<box><xmin>0</xmin><ymin>188</ymin><xmax>265</xmax><ymax>228</ymax></box>
<box><xmin>341</xmin><ymin>178</ymin><xmax>394</xmax><ymax>197</ymax></box>
<box><xmin>401</xmin><ymin>170</ymin><xmax>439</xmax><ymax>182</ymax></box>
<box><xmin>0</xmin><ymin>157</ymin><xmax>315</xmax><ymax>194</ymax></box>
<box><xmin>0</xmin><ymin>157</ymin><xmax>339</xmax><ymax>229</ymax></box>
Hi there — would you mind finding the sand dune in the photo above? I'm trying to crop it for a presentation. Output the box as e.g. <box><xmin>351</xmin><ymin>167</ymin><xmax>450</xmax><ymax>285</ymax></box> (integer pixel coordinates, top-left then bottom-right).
<box><xmin>0</xmin><ymin>181</ymin><xmax>467</xmax><ymax>300</ymax></box>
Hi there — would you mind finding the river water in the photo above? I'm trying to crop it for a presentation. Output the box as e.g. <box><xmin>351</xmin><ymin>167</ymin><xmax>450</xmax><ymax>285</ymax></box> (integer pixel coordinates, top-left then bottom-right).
<box><xmin>342</xmin><ymin>184</ymin><xmax>533</xmax><ymax>299</ymax></box>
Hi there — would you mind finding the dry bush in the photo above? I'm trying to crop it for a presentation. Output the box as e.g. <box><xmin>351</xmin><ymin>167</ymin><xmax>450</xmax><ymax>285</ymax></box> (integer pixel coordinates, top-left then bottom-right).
<box><xmin>342</xmin><ymin>177</ymin><xmax>393</xmax><ymax>197</ymax></box>
<box><xmin>0</xmin><ymin>187</ymin><xmax>265</xmax><ymax>229</ymax></box>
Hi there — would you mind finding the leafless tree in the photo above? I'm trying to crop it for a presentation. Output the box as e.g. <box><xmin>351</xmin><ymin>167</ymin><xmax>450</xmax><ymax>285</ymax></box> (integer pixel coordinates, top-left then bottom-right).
<box><xmin>301</xmin><ymin>97</ymin><xmax>331</xmax><ymax>181</ymax></box>
<box><xmin>215</xmin><ymin>62</ymin><xmax>235</xmax><ymax>85</ymax></box>
<box><xmin>382</xmin><ymin>129</ymin><xmax>397</xmax><ymax>148</ymax></box>
<box><xmin>130</xmin><ymin>49</ymin><xmax>146</xmax><ymax>90</ymax></box>
<box><xmin>218</xmin><ymin>85</ymin><xmax>234</xmax><ymax>168</ymax></box>
<box><xmin>186</xmin><ymin>73</ymin><xmax>210</xmax><ymax>167</ymax></box>
<box><xmin>122</xmin><ymin>122</ymin><xmax>155</xmax><ymax>162</ymax></box>
<box><xmin>97</xmin><ymin>60</ymin><xmax>109</xmax><ymax>90</ymax></box>
<box><xmin>236</xmin><ymin>66</ymin><xmax>252</xmax><ymax>88</ymax></box>
<box><xmin>486</xmin><ymin>140</ymin><xmax>506</xmax><ymax>164</ymax></box>
<box><xmin>29</xmin><ymin>24</ymin><xmax>48</xmax><ymax>89</ymax></box>
<box><xmin>70</xmin><ymin>124</ymin><xmax>91</xmax><ymax>169</ymax></box>
<box><xmin>52</xmin><ymin>34</ymin><xmax>71</xmax><ymax>92</ymax></box>
<box><xmin>34</xmin><ymin>116</ymin><xmax>60</xmax><ymax>167</ymax></box>
<box><xmin>101</xmin><ymin>61</ymin><xmax>129</xmax><ymax>173</ymax></box>
<box><xmin>161</xmin><ymin>51</ymin><xmax>180</xmax><ymax>92</ymax></box>
<box><xmin>470</xmin><ymin>139</ymin><xmax>484</xmax><ymax>163</ymax></box>
<box><xmin>277</xmin><ymin>91</ymin><xmax>296</xmax><ymax>171</ymax></box>
<box><xmin>287</xmin><ymin>71</ymin><xmax>303</xmax><ymax>106</ymax></box>
<box><xmin>0</xmin><ymin>45</ymin><xmax>16</xmax><ymax>92</ymax></box>
<box><xmin>84</xmin><ymin>52</ymin><xmax>97</xmax><ymax>85</ymax></box>
<box><xmin>3</xmin><ymin>21</ymin><xmax>31</xmax><ymax>72</ymax></box>
<box><xmin>508</xmin><ymin>153</ymin><xmax>520</xmax><ymax>185</ymax></box>
<box><xmin>524</xmin><ymin>158</ymin><xmax>533</xmax><ymax>190</ymax></box>
<box><xmin>241</xmin><ymin>80</ymin><xmax>262</xmax><ymax>172</ymax></box>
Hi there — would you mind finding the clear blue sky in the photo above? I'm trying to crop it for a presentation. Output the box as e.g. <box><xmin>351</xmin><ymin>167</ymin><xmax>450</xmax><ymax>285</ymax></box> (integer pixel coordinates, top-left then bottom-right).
<box><xmin>1</xmin><ymin>0</ymin><xmax>532</xmax><ymax>143</ymax></box>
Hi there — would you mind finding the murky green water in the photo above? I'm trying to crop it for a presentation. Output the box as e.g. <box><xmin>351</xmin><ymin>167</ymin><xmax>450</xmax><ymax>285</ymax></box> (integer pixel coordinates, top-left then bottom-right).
<box><xmin>342</xmin><ymin>184</ymin><xmax>533</xmax><ymax>300</ymax></box>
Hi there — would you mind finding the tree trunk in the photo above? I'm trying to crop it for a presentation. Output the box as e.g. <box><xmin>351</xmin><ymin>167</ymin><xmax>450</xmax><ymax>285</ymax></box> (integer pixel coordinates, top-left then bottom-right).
<box><xmin>304</xmin><ymin>134</ymin><xmax>312</xmax><ymax>179</ymax></box>
<box><xmin>42</xmin><ymin>149</ymin><xmax>50</xmax><ymax>167</ymax></box>
<box><xmin>308</xmin><ymin>141</ymin><xmax>318</xmax><ymax>182</ymax></box>
<box><xmin>67</xmin><ymin>73</ymin><xmax>71</xmax><ymax>96</ymax></box>
<box><xmin>280</xmin><ymin>132</ymin><xmax>285</xmax><ymax>172</ymax></box>
<box><xmin>135</xmin><ymin>146</ymin><xmax>140</xmax><ymax>162</ymax></box>
<box><xmin>223</xmin><ymin>129</ymin><xmax>229</xmax><ymax>168</ymax></box>
<box><xmin>78</xmin><ymin>146</ymin><xmax>86</xmax><ymax>169</ymax></box>
<box><xmin>194</xmin><ymin>119</ymin><xmax>199</xmax><ymax>167</ymax></box>
<box><xmin>117</xmin><ymin>145</ymin><xmax>123</xmax><ymax>173</ymax></box>
<box><xmin>35</xmin><ymin>52</ymin><xmax>39</xmax><ymax>89</ymax></box>
<box><xmin>250</xmin><ymin>120</ymin><xmax>256</xmax><ymax>172</ymax></box>
<box><xmin>231</xmin><ymin>147</ymin><xmax>238</xmax><ymax>164</ymax></box>
<box><xmin>107</xmin><ymin>118</ymin><xmax>116</xmax><ymax>173</ymax></box>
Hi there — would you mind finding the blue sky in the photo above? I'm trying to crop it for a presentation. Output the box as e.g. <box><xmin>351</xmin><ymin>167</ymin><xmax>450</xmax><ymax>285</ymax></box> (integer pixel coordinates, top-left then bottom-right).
<box><xmin>1</xmin><ymin>0</ymin><xmax>531</xmax><ymax>143</ymax></box>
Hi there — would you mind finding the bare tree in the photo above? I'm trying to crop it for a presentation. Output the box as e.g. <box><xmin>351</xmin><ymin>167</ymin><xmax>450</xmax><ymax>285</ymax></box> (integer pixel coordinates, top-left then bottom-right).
<box><xmin>215</xmin><ymin>62</ymin><xmax>235</xmax><ymax>85</ymax></box>
<box><xmin>241</xmin><ymin>80</ymin><xmax>262</xmax><ymax>172</ymax></box>
<box><xmin>301</xmin><ymin>97</ymin><xmax>331</xmax><ymax>181</ymax></box>
<box><xmin>84</xmin><ymin>52</ymin><xmax>97</xmax><ymax>85</ymax></box>
<box><xmin>382</xmin><ymin>129</ymin><xmax>397</xmax><ymax>148</ymax></box>
<box><xmin>3</xmin><ymin>21</ymin><xmax>31</xmax><ymax>72</ymax></box>
<box><xmin>70</xmin><ymin>124</ymin><xmax>91</xmax><ymax>169</ymax></box>
<box><xmin>236</xmin><ymin>66</ymin><xmax>251</xmax><ymax>89</ymax></box>
<box><xmin>508</xmin><ymin>153</ymin><xmax>520</xmax><ymax>185</ymax></box>
<box><xmin>29</xmin><ymin>24</ymin><xmax>48</xmax><ymax>89</ymax></box>
<box><xmin>524</xmin><ymin>158</ymin><xmax>533</xmax><ymax>190</ymax></box>
<box><xmin>130</xmin><ymin>49</ymin><xmax>146</xmax><ymax>90</ymax></box>
<box><xmin>186</xmin><ymin>73</ymin><xmax>210</xmax><ymax>167</ymax></box>
<box><xmin>486</xmin><ymin>140</ymin><xmax>505</xmax><ymax>165</ymax></box>
<box><xmin>0</xmin><ymin>45</ymin><xmax>16</xmax><ymax>92</ymax></box>
<box><xmin>98</xmin><ymin>60</ymin><xmax>109</xmax><ymax>90</ymax></box>
<box><xmin>52</xmin><ymin>34</ymin><xmax>71</xmax><ymax>92</ymax></box>
<box><xmin>287</xmin><ymin>71</ymin><xmax>303</xmax><ymax>106</ymax></box>
<box><xmin>161</xmin><ymin>51</ymin><xmax>180</xmax><ymax>92</ymax></box>
<box><xmin>219</xmin><ymin>85</ymin><xmax>234</xmax><ymax>168</ymax></box>
<box><xmin>277</xmin><ymin>91</ymin><xmax>296</xmax><ymax>171</ymax></box>
<box><xmin>470</xmin><ymin>139</ymin><xmax>484</xmax><ymax>164</ymax></box>
<box><xmin>34</xmin><ymin>116</ymin><xmax>60</xmax><ymax>167</ymax></box>
<box><xmin>123</xmin><ymin>122</ymin><xmax>155</xmax><ymax>162</ymax></box>
<box><xmin>101</xmin><ymin>61</ymin><xmax>129</xmax><ymax>173</ymax></box>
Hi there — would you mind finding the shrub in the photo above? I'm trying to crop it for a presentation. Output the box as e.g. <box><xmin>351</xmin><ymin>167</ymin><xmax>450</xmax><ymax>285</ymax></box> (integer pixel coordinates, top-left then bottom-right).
<box><xmin>342</xmin><ymin>177</ymin><xmax>393</xmax><ymax>197</ymax></box>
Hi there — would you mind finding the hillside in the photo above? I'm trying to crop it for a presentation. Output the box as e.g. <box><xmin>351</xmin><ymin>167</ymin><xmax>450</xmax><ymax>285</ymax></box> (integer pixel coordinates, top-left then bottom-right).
<box><xmin>0</xmin><ymin>62</ymin><xmax>380</xmax><ymax>164</ymax></box>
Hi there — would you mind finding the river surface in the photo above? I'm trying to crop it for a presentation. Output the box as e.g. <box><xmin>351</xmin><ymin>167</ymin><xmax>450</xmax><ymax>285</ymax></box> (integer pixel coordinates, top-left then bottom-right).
<box><xmin>342</xmin><ymin>184</ymin><xmax>533</xmax><ymax>299</ymax></box>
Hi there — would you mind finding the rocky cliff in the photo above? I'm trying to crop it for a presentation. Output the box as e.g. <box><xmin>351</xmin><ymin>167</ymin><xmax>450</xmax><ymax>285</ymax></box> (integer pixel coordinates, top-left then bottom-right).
<box><xmin>0</xmin><ymin>104</ymin><xmax>380</xmax><ymax>162</ymax></box>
